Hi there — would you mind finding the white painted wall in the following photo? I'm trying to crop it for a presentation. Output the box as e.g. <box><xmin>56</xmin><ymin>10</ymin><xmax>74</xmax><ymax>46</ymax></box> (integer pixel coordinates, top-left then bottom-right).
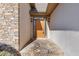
<box><xmin>50</xmin><ymin>3</ymin><xmax>79</xmax><ymax>30</ymax></box>
<box><xmin>20</xmin><ymin>3</ymin><xmax>31</xmax><ymax>50</ymax></box>
<box><xmin>49</xmin><ymin>4</ymin><xmax>79</xmax><ymax>55</ymax></box>
<box><xmin>50</xmin><ymin>31</ymin><xmax>79</xmax><ymax>56</ymax></box>
<box><xmin>46</xmin><ymin>21</ymin><xmax>50</xmax><ymax>38</ymax></box>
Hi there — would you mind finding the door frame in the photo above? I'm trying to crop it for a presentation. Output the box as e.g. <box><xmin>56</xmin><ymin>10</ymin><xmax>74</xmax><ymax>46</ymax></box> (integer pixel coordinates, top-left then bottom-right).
<box><xmin>33</xmin><ymin>17</ymin><xmax>46</xmax><ymax>38</ymax></box>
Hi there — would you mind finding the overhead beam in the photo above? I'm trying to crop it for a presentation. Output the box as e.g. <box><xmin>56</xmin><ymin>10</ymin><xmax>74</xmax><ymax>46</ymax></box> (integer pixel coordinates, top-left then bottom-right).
<box><xmin>30</xmin><ymin>3</ymin><xmax>59</xmax><ymax>16</ymax></box>
<box><xmin>46</xmin><ymin>3</ymin><xmax>59</xmax><ymax>16</ymax></box>
<box><xmin>30</xmin><ymin>12</ymin><xmax>47</xmax><ymax>16</ymax></box>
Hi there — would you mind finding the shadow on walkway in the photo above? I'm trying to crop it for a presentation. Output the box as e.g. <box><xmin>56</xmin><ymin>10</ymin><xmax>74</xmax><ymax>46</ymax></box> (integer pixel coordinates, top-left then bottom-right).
<box><xmin>20</xmin><ymin>38</ymin><xmax>36</xmax><ymax>50</ymax></box>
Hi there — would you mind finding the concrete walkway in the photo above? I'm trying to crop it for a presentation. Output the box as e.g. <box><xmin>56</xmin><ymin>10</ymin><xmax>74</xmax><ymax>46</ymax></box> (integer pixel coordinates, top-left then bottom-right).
<box><xmin>20</xmin><ymin>38</ymin><xmax>64</xmax><ymax>56</ymax></box>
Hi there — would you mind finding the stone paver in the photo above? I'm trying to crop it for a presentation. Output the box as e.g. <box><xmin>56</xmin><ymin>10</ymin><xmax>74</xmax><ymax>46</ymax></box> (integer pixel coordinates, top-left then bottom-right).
<box><xmin>20</xmin><ymin>38</ymin><xmax>64</xmax><ymax>56</ymax></box>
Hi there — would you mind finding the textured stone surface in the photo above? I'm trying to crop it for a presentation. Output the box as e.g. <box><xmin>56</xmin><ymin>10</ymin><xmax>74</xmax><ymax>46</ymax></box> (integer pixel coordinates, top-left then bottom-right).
<box><xmin>0</xmin><ymin>3</ymin><xmax>19</xmax><ymax>50</ymax></box>
<box><xmin>20</xmin><ymin>39</ymin><xmax>64</xmax><ymax>56</ymax></box>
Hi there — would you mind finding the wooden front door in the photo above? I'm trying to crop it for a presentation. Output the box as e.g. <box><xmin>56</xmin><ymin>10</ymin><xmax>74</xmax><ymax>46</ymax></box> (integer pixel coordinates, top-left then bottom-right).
<box><xmin>35</xmin><ymin>18</ymin><xmax>45</xmax><ymax>38</ymax></box>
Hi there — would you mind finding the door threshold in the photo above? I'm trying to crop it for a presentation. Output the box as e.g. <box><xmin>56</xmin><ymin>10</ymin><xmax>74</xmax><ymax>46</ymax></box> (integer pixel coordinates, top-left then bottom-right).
<box><xmin>36</xmin><ymin>38</ymin><xmax>48</xmax><ymax>40</ymax></box>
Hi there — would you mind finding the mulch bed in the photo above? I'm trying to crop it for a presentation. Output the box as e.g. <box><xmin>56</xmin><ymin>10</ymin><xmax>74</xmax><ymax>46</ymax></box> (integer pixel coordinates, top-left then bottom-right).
<box><xmin>0</xmin><ymin>43</ymin><xmax>21</xmax><ymax>56</ymax></box>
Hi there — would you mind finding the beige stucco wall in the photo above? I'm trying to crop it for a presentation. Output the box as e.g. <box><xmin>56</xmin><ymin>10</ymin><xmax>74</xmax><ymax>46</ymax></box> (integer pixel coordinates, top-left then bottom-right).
<box><xmin>0</xmin><ymin>3</ymin><xmax>19</xmax><ymax>50</ymax></box>
<box><xmin>30</xmin><ymin>21</ymin><xmax>33</xmax><ymax>38</ymax></box>
<box><xmin>19</xmin><ymin>3</ymin><xmax>31</xmax><ymax>50</ymax></box>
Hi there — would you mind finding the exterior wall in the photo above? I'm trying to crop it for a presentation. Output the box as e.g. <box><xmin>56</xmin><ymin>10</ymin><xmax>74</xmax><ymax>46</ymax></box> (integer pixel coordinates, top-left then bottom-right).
<box><xmin>0</xmin><ymin>3</ymin><xmax>19</xmax><ymax>50</ymax></box>
<box><xmin>20</xmin><ymin>3</ymin><xmax>31</xmax><ymax>50</ymax></box>
<box><xmin>30</xmin><ymin>21</ymin><xmax>33</xmax><ymax>38</ymax></box>
<box><xmin>50</xmin><ymin>3</ymin><xmax>79</xmax><ymax>30</ymax></box>
<box><xmin>49</xmin><ymin>3</ymin><xmax>79</xmax><ymax>55</ymax></box>
<box><xmin>46</xmin><ymin>21</ymin><xmax>50</xmax><ymax>38</ymax></box>
<box><xmin>50</xmin><ymin>31</ymin><xmax>79</xmax><ymax>56</ymax></box>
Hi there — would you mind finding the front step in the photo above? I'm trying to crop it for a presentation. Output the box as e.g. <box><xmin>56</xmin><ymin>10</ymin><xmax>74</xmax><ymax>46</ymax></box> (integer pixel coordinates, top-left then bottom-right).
<box><xmin>20</xmin><ymin>39</ymin><xmax>64</xmax><ymax>56</ymax></box>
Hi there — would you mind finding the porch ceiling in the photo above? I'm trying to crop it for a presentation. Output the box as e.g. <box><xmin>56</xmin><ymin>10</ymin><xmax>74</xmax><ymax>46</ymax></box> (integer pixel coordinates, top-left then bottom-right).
<box><xmin>35</xmin><ymin>3</ymin><xmax>48</xmax><ymax>12</ymax></box>
<box><xmin>30</xmin><ymin>3</ymin><xmax>58</xmax><ymax>16</ymax></box>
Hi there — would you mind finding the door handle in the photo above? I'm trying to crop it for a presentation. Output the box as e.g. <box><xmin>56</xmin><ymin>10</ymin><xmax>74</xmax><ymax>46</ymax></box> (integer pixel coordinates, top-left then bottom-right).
<box><xmin>43</xmin><ymin>32</ymin><xmax>44</xmax><ymax>33</ymax></box>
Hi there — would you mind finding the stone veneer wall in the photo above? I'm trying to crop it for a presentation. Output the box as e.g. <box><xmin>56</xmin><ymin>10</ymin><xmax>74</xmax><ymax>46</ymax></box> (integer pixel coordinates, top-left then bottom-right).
<box><xmin>0</xmin><ymin>3</ymin><xmax>19</xmax><ymax>50</ymax></box>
